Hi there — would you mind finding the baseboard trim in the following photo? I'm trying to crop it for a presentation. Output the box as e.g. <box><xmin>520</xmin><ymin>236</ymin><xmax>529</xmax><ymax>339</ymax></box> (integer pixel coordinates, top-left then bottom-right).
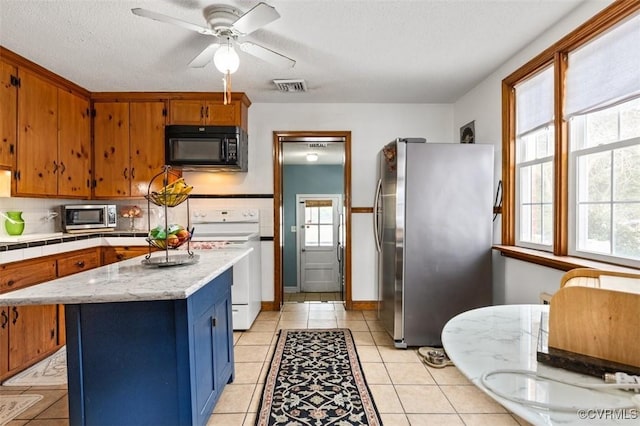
<box><xmin>351</xmin><ymin>301</ymin><xmax>378</xmax><ymax>311</ymax></box>
<box><xmin>261</xmin><ymin>301</ymin><xmax>278</xmax><ymax>311</ymax></box>
<box><xmin>260</xmin><ymin>300</ymin><xmax>378</xmax><ymax>311</ymax></box>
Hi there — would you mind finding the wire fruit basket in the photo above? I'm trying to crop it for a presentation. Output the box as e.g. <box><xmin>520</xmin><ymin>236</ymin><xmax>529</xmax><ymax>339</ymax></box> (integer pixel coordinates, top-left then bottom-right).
<box><xmin>142</xmin><ymin>166</ymin><xmax>197</xmax><ymax>267</ymax></box>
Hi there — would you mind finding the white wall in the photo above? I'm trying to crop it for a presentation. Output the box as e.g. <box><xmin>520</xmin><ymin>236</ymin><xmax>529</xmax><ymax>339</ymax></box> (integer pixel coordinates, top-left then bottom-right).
<box><xmin>188</xmin><ymin>102</ymin><xmax>454</xmax><ymax>302</ymax></box>
<box><xmin>454</xmin><ymin>0</ymin><xmax>614</xmax><ymax>304</ymax></box>
<box><xmin>188</xmin><ymin>103</ymin><xmax>453</xmax><ymax>205</ymax></box>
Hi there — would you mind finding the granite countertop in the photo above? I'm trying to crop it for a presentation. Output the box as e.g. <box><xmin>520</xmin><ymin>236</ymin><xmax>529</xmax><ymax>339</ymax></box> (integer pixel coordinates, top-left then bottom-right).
<box><xmin>0</xmin><ymin>248</ymin><xmax>251</xmax><ymax>305</ymax></box>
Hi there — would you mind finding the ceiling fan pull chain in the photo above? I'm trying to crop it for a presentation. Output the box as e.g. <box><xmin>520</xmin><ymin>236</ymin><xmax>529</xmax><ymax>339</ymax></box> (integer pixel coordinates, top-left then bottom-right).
<box><xmin>223</xmin><ymin>72</ymin><xmax>232</xmax><ymax>105</ymax></box>
<box><xmin>227</xmin><ymin>71</ymin><xmax>232</xmax><ymax>105</ymax></box>
<box><xmin>222</xmin><ymin>76</ymin><xmax>227</xmax><ymax>105</ymax></box>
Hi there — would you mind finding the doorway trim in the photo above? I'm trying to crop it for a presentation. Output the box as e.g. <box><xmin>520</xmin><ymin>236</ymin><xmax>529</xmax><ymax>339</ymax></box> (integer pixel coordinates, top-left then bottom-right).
<box><xmin>273</xmin><ymin>131</ymin><xmax>352</xmax><ymax>310</ymax></box>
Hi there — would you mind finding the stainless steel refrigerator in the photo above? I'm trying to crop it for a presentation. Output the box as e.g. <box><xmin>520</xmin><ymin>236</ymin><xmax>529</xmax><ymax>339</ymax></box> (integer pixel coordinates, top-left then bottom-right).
<box><xmin>374</xmin><ymin>138</ymin><xmax>494</xmax><ymax>348</ymax></box>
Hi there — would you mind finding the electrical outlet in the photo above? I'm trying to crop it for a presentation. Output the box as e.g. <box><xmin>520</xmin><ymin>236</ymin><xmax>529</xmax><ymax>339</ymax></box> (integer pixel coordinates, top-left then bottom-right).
<box><xmin>291</xmin><ymin>226</ymin><xmax>297</xmax><ymax>233</ymax></box>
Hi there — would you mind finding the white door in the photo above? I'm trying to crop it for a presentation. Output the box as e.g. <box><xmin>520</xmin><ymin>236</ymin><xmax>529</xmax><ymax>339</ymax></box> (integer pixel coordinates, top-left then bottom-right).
<box><xmin>297</xmin><ymin>195</ymin><xmax>341</xmax><ymax>292</ymax></box>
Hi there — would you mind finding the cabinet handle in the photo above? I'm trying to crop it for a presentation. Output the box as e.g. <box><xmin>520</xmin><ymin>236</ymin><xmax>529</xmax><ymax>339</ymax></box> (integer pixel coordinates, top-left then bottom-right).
<box><xmin>59</xmin><ymin>162</ymin><xmax>66</xmax><ymax>175</ymax></box>
<box><xmin>12</xmin><ymin>306</ymin><xmax>19</xmax><ymax>325</ymax></box>
<box><xmin>200</xmin><ymin>106</ymin><xmax>204</xmax><ymax>119</ymax></box>
<box><xmin>123</xmin><ymin>168</ymin><xmax>128</xmax><ymax>179</ymax></box>
<box><xmin>1</xmin><ymin>309</ymin><xmax>8</xmax><ymax>329</ymax></box>
<box><xmin>116</xmin><ymin>254</ymin><xmax>125</xmax><ymax>260</ymax></box>
<box><xmin>211</xmin><ymin>317</ymin><xmax>217</xmax><ymax>327</ymax></box>
<box><xmin>52</xmin><ymin>160</ymin><xmax>59</xmax><ymax>173</ymax></box>
<box><xmin>76</xmin><ymin>260</ymin><xmax>85</xmax><ymax>268</ymax></box>
<box><xmin>9</xmin><ymin>144</ymin><xmax>14</xmax><ymax>155</ymax></box>
<box><xmin>205</xmin><ymin>106</ymin><xmax>209</xmax><ymax>118</ymax></box>
<box><xmin>7</xmin><ymin>279</ymin><xmax>14</xmax><ymax>287</ymax></box>
<box><xmin>131</xmin><ymin>167</ymin><xmax>135</xmax><ymax>179</ymax></box>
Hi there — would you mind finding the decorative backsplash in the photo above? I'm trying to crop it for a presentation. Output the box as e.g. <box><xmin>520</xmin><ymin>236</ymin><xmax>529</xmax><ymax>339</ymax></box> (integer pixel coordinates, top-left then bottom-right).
<box><xmin>0</xmin><ymin>195</ymin><xmax>274</xmax><ymax>237</ymax></box>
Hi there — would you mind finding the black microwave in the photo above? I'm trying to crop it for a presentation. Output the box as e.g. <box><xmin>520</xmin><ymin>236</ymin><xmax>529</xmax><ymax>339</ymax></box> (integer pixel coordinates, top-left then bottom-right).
<box><xmin>165</xmin><ymin>125</ymin><xmax>248</xmax><ymax>171</ymax></box>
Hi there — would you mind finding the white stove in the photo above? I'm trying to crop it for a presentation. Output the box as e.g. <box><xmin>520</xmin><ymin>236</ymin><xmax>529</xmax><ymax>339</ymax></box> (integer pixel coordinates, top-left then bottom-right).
<box><xmin>191</xmin><ymin>209</ymin><xmax>261</xmax><ymax>330</ymax></box>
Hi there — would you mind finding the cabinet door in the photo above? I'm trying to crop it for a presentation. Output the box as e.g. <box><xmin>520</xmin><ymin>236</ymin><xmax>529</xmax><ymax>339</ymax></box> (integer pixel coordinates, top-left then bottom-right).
<box><xmin>0</xmin><ymin>259</ymin><xmax>57</xmax><ymax>293</ymax></box>
<box><xmin>168</xmin><ymin>100</ymin><xmax>205</xmax><ymax>125</ymax></box>
<box><xmin>206</xmin><ymin>102</ymin><xmax>239</xmax><ymax>126</ymax></box>
<box><xmin>8</xmin><ymin>304</ymin><xmax>58</xmax><ymax>371</ymax></box>
<box><xmin>102</xmin><ymin>246</ymin><xmax>150</xmax><ymax>265</ymax></box>
<box><xmin>16</xmin><ymin>69</ymin><xmax>58</xmax><ymax>196</ymax></box>
<box><xmin>58</xmin><ymin>89</ymin><xmax>91</xmax><ymax>198</ymax></box>
<box><xmin>0</xmin><ymin>306</ymin><xmax>8</xmax><ymax>378</ymax></box>
<box><xmin>212</xmin><ymin>290</ymin><xmax>233</xmax><ymax>387</ymax></box>
<box><xmin>129</xmin><ymin>101</ymin><xmax>165</xmax><ymax>197</ymax></box>
<box><xmin>93</xmin><ymin>102</ymin><xmax>130</xmax><ymax>197</ymax></box>
<box><xmin>57</xmin><ymin>248</ymin><xmax>100</xmax><ymax>277</ymax></box>
<box><xmin>0</xmin><ymin>60</ymin><xmax>17</xmax><ymax>168</ymax></box>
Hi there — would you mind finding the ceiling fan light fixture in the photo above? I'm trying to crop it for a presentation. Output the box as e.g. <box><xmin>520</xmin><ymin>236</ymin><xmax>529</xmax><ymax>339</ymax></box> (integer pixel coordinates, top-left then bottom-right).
<box><xmin>306</xmin><ymin>153</ymin><xmax>319</xmax><ymax>162</ymax></box>
<box><xmin>214</xmin><ymin>39</ymin><xmax>240</xmax><ymax>74</ymax></box>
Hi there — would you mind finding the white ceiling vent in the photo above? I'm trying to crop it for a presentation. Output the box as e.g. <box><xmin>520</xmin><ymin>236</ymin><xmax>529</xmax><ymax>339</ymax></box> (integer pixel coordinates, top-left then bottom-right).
<box><xmin>273</xmin><ymin>79</ymin><xmax>307</xmax><ymax>92</ymax></box>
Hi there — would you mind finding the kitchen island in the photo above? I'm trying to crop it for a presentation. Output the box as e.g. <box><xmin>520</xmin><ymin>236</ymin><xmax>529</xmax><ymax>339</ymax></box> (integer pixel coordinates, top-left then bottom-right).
<box><xmin>0</xmin><ymin>248</ymin><xmax>252</xmax><ymax>426</ymax></box>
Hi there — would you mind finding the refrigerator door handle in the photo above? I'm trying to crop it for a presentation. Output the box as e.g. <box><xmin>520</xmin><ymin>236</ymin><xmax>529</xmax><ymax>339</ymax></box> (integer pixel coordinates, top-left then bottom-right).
<box><xmin>373</xmin><ymin>178</ymin><xmax>382</xmax><ymax>252</ymax></box>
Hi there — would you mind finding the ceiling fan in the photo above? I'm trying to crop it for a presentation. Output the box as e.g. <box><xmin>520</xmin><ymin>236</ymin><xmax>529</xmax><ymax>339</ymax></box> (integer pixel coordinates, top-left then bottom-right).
<box><xmin>131</xmin><ymin>2</ymin><xmax>296</xmax><ymax>70</ymax></box>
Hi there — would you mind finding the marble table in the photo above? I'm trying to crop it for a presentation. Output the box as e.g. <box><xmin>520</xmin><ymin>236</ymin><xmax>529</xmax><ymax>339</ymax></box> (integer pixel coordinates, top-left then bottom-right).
<box><xmin>442</xmin><ymin>304</ymin><xmax>637</xmax><ymax>425</ymax></box>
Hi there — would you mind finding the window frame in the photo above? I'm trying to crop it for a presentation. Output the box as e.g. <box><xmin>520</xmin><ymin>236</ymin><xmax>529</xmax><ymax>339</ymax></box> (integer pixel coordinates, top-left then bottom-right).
<box><xmin>501</xmin><ymin>0</ymin><xmax>640</xmax><ymax>270</ymax></box>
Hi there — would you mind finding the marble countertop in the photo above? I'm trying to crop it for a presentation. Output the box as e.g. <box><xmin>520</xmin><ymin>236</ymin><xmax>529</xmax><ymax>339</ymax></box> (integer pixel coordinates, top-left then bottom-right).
<box><xmin>0</xmin><ymin>248</ymin><xmax>251</xmax><ymax>305</ymax></box>
<box><xmin>442</xmin><ymin>304</ymin><xmax>637</xmax><ymax>425</ymax></box>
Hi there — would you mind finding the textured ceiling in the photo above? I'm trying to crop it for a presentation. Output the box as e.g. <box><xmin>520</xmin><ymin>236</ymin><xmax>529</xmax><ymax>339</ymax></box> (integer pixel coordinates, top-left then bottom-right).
<box><xmin>0</xmin><ymin>0</ymin><xmax>586</xmax><ymax>103</ymax></box>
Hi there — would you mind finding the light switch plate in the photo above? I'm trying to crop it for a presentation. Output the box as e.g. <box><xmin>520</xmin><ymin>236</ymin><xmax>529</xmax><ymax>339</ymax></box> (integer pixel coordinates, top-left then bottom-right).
<box><xmin>291</xmin><ymin>226</ymin><xmax>297</xmax><ymax>233</ymax></box>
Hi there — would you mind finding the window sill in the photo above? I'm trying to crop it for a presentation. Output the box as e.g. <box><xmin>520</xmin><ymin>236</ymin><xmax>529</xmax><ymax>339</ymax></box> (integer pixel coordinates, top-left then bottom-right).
<box><xmin>492</xmin><ymin>245</ymin><xmax>640</xmax><ymax>273</ymax></box>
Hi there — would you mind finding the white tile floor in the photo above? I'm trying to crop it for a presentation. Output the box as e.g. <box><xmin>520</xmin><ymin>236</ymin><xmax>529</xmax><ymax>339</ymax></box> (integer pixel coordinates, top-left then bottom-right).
<box><xmin>0</xmin><ymin>301</ymin><xmax>532</xmax><ymax>426</ymax></box>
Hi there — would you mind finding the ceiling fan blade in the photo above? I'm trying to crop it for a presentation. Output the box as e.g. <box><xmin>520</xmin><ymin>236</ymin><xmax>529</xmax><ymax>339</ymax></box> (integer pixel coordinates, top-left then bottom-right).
<box><xmin>231</xmin><ymin>2</ymin><xmax>280</xmax><ymax>35</ymax></box>
<box><xmin>188</xmin><ymin>43</ymin><xmax>220</xmax><ymax>68</ymax></box>
<box><xmin>239</xmin><ymin>42</ymin><xmax>295</xmax><ymax>68</ymax></box>
<box><xmin>131</xmin><ymin>8</ymin><xmax>215</xmax><ymax>36</ymax></box>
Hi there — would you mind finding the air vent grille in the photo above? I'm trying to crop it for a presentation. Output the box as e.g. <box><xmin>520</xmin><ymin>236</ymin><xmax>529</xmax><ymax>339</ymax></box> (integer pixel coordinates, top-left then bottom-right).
<box><xmin>273</xmin><ymin>79</ymin><xmax>307</xmax><ymax>92</ymax></box>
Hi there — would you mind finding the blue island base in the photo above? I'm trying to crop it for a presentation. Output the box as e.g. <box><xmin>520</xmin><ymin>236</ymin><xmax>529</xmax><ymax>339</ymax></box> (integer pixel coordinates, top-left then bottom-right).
<box><xmin>65</xmin><ymin>268</ymin><xmax>234</xmax><ymax>426</ymax></box>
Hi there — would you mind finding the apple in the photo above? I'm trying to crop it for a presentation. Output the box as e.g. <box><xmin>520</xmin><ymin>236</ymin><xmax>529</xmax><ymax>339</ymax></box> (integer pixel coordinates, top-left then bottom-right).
<box><xmin>176</xmin><ymin>229</ymin><xmax>190</xmax><ymax>243</ymax></box>
<box><xmin>167</xmin><ymin>234</ymin><xmax>180</xmax><ymax>248</ymax></box>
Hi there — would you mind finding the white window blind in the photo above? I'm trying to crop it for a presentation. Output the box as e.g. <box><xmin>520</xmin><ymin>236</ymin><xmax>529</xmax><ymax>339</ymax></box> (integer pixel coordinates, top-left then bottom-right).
<box><xmin>516</xmin><ymin>66</ymin><xmax>554</xmax><ymax>136</ymax></box>
<box><xmin>565</xmin><ymin>12</ymin><xmax>640</xmax><ymax>118</ymax></box>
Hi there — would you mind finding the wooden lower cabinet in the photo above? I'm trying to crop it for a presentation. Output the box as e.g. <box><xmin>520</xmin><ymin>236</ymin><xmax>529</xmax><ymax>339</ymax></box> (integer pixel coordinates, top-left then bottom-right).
<box><xmin>8</xmin><ymin>305</ymin><xmax>57</xmax><ymax>371</ymax></box>
<box><xmin>55</xmin><ymin>247</ymin><xmax>100</xmax><ymax>346</ymax></box>
<box><xmin>0</xmin><ymin>258</ymin><xmax>58</xmax><ymax>381</ymax></box>
<box><xmin>57</xmin><ymin>248</ymin><xmax>100</xmax><ymax>277</ymax></box>
<box><xmin>102</xmin><ymin>246</ymin><xmax>150</xmax><ymax>265</ymax></box>
<box><xmin>0</xmin><ymin>306</ymin><xmax>8</xmax><ymax>378</ymax></box>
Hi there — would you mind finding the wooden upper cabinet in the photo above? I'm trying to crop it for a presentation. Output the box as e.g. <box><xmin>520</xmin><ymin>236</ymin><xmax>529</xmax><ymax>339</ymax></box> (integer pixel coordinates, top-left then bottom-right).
<box><xmin>168</xmin><ymin>100</ymin><xmax>206</xmax><ymax>125</ymax></box>
<box><xmin>58</xmin><ymin>90</ymin><xmax>91</xmax><ymax>198</ymax></box>
<box><xmin>0</xmin><ymin>60</ymin><xmax>17</xmax><ymax>168</ymax></box>
<box><xmin>168</xmin><ymin>99</ymin><xmax>247</xmax><ymax>130</ymax></box>
<box><xmin>93</xmin><ymin>101</ymin><xmax>167</xmax><ymax>198</ymax></box>
<box><xmin>15</xmin><ymin>69</ymin><xmax>58</xmax><ymax>196</ymax></box>
<box><xmin>129</xmin><ymin>101</ymin><xmax>166</xmax><ymax>197</ymax></box>
<box><xmin>93</xmin><ymin>102</ymin><xmax>131</xmax><ymax>198</ymax></box>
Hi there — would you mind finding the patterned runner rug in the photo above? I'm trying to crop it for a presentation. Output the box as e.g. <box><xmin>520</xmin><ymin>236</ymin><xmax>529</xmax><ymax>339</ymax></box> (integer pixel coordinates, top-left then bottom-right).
<box><xmin>256</xmin><ymin>329</ymin><xmax>382</xmax><ymax>425</ymax></box>
<box><xmin>2</xmin><ymin>347</ymin><xmax>67</xmax><ymax>387</ymax></box>
<box><xmin>0</xmin><ymin>394</ymin><xmax>43</xmax><ymax>425</ymax></box>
